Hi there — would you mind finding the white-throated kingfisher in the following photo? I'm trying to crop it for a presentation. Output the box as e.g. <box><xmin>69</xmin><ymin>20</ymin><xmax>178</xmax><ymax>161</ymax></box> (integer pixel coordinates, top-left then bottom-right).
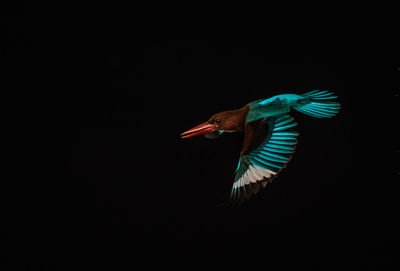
<box><xmin>181</xmin><ymin>90</ymin><xmax>340</xmax><ymax>205</ymax></box>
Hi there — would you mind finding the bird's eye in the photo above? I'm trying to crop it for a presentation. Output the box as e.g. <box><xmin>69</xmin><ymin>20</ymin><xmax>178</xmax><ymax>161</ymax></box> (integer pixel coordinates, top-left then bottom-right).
<box><xmin>215</xmin><ymin>119</ymin><xmax>221</xmax><ymax>124</ymax></box>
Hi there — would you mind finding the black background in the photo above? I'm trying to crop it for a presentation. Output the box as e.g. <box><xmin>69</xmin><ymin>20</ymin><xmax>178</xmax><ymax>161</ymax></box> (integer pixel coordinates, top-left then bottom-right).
<box><xmin>4</xmin><ymin>6</ymin><xmax>399</xmax><ymax>270</ymax></box>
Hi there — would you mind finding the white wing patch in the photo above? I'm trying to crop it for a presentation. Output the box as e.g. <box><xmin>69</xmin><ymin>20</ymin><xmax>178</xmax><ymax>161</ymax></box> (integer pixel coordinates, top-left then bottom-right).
<box><xmin>232</xmin><ymin>164</ymin><xmax>276</xmax><ymax>191</ymax></box>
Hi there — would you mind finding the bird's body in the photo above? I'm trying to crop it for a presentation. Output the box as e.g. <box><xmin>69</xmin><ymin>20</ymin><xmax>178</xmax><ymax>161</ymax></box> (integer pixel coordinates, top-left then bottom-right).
<box><xmin>181</xmin><ymin>90</ymin><xmax>340</xmax><ymax>205</ymax></box>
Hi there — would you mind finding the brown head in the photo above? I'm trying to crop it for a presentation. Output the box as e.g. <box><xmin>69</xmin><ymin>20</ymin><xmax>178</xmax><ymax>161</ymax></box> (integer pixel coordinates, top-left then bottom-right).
<box><xmin>181</xmin><ymin>106</ymin><xmax>249</xmax><ymax>138</ymax></box>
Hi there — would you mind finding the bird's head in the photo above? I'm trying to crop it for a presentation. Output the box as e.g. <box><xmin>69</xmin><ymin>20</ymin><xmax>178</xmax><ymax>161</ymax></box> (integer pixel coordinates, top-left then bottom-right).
<box><xmin>181</xmin><ymin>108</ymin><xmax>248</xmax><ymax>139</ymax></box>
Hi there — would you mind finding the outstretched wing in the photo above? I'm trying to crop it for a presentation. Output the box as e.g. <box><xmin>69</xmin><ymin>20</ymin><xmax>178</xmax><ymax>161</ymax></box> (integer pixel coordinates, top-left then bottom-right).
<box><xmin>228</xmin><ymin>114</ymin><xmax>299</xmax><ymax>205</ymax></box>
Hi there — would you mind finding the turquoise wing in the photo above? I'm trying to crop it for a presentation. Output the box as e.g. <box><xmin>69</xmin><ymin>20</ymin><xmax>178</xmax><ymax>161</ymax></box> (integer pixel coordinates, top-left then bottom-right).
<box><xmin>229</xmin><ymin>114</ymin><xmax>299</xmax><ymax>205</ymax></box>
<box><xmin>294</xmin><ymin>90</ymin><xmax>341</xmax><ymax>118</ymax></box>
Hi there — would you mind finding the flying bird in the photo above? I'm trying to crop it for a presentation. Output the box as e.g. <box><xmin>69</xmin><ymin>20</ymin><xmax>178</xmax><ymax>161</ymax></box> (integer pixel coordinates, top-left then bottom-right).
<box><xmin>181</xmin><ymin>90</ymin><xmax>340</xmax><ymax>205</ymax></box>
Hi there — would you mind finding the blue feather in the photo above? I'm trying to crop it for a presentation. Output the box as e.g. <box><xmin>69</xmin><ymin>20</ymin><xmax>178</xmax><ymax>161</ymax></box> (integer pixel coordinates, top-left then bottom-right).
<box><xmin>273</xmin><ymin>122</ymin><xmax>297</xmax><ymax>131</ymax></box>
<box><xmin>264</xmin><ymin>146</ymin><xmax>293</xmax><ymax>154</ymax></box>
<box><xmin>307</xmin><ymin>106</ymin><xmax>338</xmax><ymax>114</ymax></box>
<box><xmin>268</xmin><ymin>140</ymin><xmax>297</xmax><ymax>145</ymax></box>
<box><xmin>257</xmin><ymin>152</ymin><xmax>289</xmax><ymax>163</ymax></box>
<box><xmin>297</xmin><ymin>107</ymin><xmax>326</xmax><ymax>118</ymax></box>
<box><xmin>270</xmin><ymin>135</ymin><xmax>296</xmax><ymax>140</ymax></box>
<box><xmin>275</xmin><ymin>115</ymin><xmax>291</xmax><ymax>122</ymax></box>
<box><xmin>251</xmin><ymin>156</ymin><xmax>282</xmax><ymax>169</ymax></box>
<box><xmin>251</xmin><ymin>159</ymin><xmax>277</xmax><ymax>172</ymax></box>
<box><xmin>301</xmin><ymin>106</ymin><xmax>332</xmax><ymax>116</ymax></box>
<box><xmin>266</xmin><ymin>143</ymin><xmax>295</xmax><ymax>151</ymax></box>
<box><xmin>275</xmin><ymin>117</ymin><xmax>295</xmax><ymax>127</ymax></box>
<box><xmin>256</xmin><ymin>153</ymin><xmax>287</xmax><ymax>164</ymax></box>
<box><xmin>259</xmin><ymin>150</ymin><xmax>290</xmax><ymax>160</ymax></box>
<box><xmin>273</xmin><ymin>131</ymin><xmax>299</xmax><ymax>136</ymax></box>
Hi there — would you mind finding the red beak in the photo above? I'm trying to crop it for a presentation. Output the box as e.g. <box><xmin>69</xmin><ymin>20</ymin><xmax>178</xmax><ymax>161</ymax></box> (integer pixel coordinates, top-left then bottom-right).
<box><xmin>181</xmin><ymin>122</ymin><xmax>217</xmax><ymax>138</ymax></box>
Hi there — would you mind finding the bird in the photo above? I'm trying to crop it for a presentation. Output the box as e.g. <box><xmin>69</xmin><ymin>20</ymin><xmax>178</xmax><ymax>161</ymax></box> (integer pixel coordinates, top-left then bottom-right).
<box><xmin>181</xmin><ymin>90</ymin><xmax>341</xmax><ymax>205</ymax></box>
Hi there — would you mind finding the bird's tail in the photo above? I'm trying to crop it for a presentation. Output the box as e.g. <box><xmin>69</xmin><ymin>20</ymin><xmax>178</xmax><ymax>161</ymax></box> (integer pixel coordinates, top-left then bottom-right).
<box><xmin>294</xmin><ymin>90</ymin><xmax>341</xmax><ymax>118</ymax></box>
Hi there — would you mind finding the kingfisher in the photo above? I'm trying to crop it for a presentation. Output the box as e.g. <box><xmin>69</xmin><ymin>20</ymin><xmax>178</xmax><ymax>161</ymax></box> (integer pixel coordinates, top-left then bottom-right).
<box><xmin>181</xmin><ymin>90</ymin><xmax>341</xmax><ymax>205</ymax></box>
